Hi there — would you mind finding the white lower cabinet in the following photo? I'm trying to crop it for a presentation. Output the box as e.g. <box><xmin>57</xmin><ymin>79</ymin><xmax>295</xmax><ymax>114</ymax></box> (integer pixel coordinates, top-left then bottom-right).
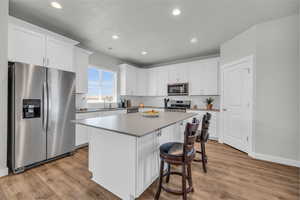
<box><xmin>136</xmin><ymin>122</ymin><xmax>184</xmax><ymax>196</ymax></box>
<box><xmin>136</xmin><ymin>132</ymin><xmax>159</xmax><ymax>196</ymax></box>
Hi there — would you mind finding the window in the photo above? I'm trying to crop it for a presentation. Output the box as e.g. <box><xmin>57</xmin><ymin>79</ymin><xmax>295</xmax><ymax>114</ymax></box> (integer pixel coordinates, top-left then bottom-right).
<box><xmin>87</xmin><ymin>67</ymin><xmax>117</xmax><ymax>103</ymax></box>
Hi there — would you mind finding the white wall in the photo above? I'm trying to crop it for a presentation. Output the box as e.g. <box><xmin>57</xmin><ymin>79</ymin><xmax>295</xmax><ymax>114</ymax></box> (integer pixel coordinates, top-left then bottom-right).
<box><xmin>298</xmin><ymin>8</ymin><xmax>300</xmax><ymax>162</ymax></box>
<box><xmin>255</xmin><ymin>15</ymin><xmax>299</xmax><ymax>161</ymax></box>
<box><xmin>0</xmin><ymin>0</ymin><xmax>8</xmax><ymax>177</ymax></box>
<box><xmin>220</xmin><ymin>26</ymin><xmax>256</xmax><ymax>66</ymax></box>
<box><xmin>89</xmin><ymin>50</ymin><xmax>123</xmax><ymax>72</ymax></box>
<box><xmin>220</xmin><ymin>14</ymin><xmax>300</xmax><ymax>163</ymax></box>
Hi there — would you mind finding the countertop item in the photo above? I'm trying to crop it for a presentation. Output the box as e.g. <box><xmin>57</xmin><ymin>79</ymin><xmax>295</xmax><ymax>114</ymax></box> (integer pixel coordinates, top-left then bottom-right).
<box><xmin>75</xmin><ymin>112</ymin><xmax>197</xmax><ymax>137</ymax></box>
<box><xmin>76</xmin><ymin>106</ymin><xmax>220</xmax><ymax>114</ymax></box>
<box><xmin>76</xmin><ymin>107</ymin><xmax>126</xmax><ymax>113</ymax></box>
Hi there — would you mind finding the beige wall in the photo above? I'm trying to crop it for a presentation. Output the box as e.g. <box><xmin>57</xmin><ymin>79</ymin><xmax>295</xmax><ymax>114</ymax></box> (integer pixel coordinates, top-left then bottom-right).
<box><xmin>220</xmin><ymin>14</ymin><xmax>299</xmax><ymax>162</ymax></box>
<box><xmin>0</xmin><ymin>0</ymin><xmax>8</xmax><ymax>177</ymax></box>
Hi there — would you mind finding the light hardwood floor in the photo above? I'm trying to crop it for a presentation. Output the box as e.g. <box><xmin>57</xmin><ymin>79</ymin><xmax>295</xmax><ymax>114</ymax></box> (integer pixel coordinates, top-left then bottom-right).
<box><xmin>0</xmin><ymin>141</ymin><xmax>299</xmax><ymax>200</ymax></box>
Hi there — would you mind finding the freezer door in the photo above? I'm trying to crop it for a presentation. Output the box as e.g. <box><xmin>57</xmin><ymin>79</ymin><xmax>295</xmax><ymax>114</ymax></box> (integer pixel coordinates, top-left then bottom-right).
<box><xmin>12</xmin><ymin>63</ymin><xmax>47</xmax><ymax>169</ymax></box>
<box><xmin>47</xmin><ymin>68</ymin><xmax>75</xmax><ymax>159</ymax></box>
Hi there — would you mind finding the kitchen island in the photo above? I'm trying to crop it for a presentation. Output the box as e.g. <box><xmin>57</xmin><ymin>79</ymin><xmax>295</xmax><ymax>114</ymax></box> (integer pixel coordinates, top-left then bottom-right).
<box><xmin>75</xmin><ymin>112</ymin><xmax>197</xmax><ymax>200</ymax></box>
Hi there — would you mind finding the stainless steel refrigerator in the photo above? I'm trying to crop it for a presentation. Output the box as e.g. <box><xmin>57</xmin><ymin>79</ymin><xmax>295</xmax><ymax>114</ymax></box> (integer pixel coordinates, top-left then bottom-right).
<box><xmin>8</xmin><ymin>62</ymin><xmax>76</xmax><ymax>173</ymax></box>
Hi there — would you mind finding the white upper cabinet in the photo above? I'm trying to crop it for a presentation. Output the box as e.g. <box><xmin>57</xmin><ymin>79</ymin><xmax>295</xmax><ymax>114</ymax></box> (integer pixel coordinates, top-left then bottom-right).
<box><xmin>120</xmin><ymin>57</ymin><xmax>219</xmax><ymax>97</ymax></box>
<box><xmin>147</xmin><ymin>68</ymin><xmax>157</xmax><ymax>96</ymax></box>
<box><xmin>120</xmin><ymin>64</ymin><xmax>138</xmax><ymax>96</ymax></box>
<box><xmin>189</xmin><ymin>58</ymin><xmax>219</xmax><ymax>95</ymax></box>
<box><xmin>46</xmin><ymin>36</ymin><xmax>75</xmax><ymax>71</ymax></box>
<box><xmin>168</xmin><ymin>63</ymin><xmax>189</xmax><ymax>84</ymax></box>
<box><xmin>8</xmin><ymin>24</ymin><xmax>46</xmax><ymax>66</ymax></box>
<box><xmin>136</xmin><ymin>68</ymin><xmax>148</xmax><ymax>96</ymax></box>
<box><xmin>74</xmin><ymin>47</ymin><xmax>93</xmax><ymax>94</ymax></box>
<box><xmin>155</xmin><ymin>67</ymin><xmax>168</xmax><ymax>96</ymax></box>
<box><xmin>8</xmin><ymin>17</ymin><xmax>79</xmax><ymax>72</ymax></box>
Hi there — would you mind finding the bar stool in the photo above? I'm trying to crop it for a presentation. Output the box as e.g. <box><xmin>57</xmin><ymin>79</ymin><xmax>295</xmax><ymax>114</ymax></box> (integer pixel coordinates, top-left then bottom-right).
<box><xmin>194</xmin><ymin>113</ymin><xmax>211</xmax><ymax>173</ymax></box>
<box><xmin>155</xmin><ymin>119</ymin><xmax>200</xmax><ymax>200</ymax></box>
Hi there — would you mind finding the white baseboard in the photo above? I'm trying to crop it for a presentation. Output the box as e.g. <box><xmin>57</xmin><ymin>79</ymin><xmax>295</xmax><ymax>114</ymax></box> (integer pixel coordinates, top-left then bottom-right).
<box><xmin>0</xmin><ymin>167</ymin><xmax>8</xmax><ymax>177</ymax></box>
<box><xmin>251</xmin><ymin>153</ymin><xmax>300</xmax><ymax>168</ymax></box>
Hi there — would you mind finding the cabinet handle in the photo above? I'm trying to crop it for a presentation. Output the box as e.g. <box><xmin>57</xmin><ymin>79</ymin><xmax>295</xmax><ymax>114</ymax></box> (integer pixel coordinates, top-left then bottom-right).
<box><xmin>157</xmin><ymin>130</ymin><xmax>162</xmax><ymax>137</ymax></box>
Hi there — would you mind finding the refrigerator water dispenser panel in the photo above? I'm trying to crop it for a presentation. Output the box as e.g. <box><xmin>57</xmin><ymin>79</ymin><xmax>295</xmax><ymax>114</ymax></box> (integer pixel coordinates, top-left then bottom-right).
<box><xmin>23</xmin><ymin>99</ymin><xmax>41</xmax><ymax>119</ymax></box>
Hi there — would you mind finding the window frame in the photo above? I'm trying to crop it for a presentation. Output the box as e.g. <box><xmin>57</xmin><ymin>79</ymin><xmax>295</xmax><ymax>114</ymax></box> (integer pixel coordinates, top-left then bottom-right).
<box><xmin>87</xmin><ymin>66</ymin><xmax>117</xmax><ymax>104</ymax></box>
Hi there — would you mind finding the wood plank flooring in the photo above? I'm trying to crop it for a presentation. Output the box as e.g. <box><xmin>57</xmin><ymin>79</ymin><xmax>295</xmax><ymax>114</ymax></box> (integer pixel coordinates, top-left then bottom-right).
<box><xmin>0</xmin><ymin>141</ymin><xmax>299</xmax><ymax>200</ymax></box>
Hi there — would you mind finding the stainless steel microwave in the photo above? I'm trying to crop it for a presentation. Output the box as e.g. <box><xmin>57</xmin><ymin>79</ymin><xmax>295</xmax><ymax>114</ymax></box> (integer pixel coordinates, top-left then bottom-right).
<box><xmin>167</xmin><ymin>83</ymin><xmax>189</xmax><ymax>96</ymax></box>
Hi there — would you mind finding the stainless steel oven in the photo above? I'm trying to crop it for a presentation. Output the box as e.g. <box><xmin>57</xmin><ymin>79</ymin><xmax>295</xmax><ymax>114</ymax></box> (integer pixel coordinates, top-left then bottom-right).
<box><xmin>167</xmin><ymin>83</ymin><xmax>189</xmax><ymax>96</ymax></box>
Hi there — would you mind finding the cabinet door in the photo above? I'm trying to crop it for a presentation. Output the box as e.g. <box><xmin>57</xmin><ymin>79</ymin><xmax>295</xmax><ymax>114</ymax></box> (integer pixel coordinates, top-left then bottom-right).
<box><xmin>147</xmin><ymin>69</ymin><xmax>157</xmax><ymax>96</ymax></box>
<box><xmin>189</xmin><ymin>62</ymin><xmax>206</xmax><ymax>95</ymax></box>
<box><xmin>119</xmin><ymin>65</ymin><xmax>127</xmax><ymax>96</ymax></box>
<box><xmin>74</xmin><ymin>47</ymin><xmax>90</xmax><ymax>93</ymax></box>
<box><xmin>168</xmin><ymin>66</ymin><xmax>177</xmax><ymax>84</ymax></box>
<box><xmin>136</xmin><ymin>133</ymin><xmax>159</xmax><ymax>195</ymax></box>
<box><xmin>176</xmin><ymin>63</ymin><xmax>189</xmax><ymax>83</ymax></box>
<box><xmin>155</xmin><ymin>68</ymin><xmax>168</xmax><ymax>96</ymax></box>
<box><xmin>168</xmin><ymin>64</ymin><xmax>188</xmax><ymax>84</ymax></box>
<box><xmin>189</xmin><ymin>59</ymin><xmax>219</xmax><ymax>95</ymax></box>
<box><xmin>8</xmin><ymin>24</ymin><xmax>46</xmax><ymax>66</ymax></box>
<box><xmin>137</xmin><ymin>68</ymin><xmax>148</xmax><ymax>96</ymax></box>
<box><xmin>128</xmin><ymin>66</ymin><xmax>137</xmax><ymax>95</ymax></box>
<box><xmin>203</xmin><ymin>59</ymin><xmax>219</xmax><ymax>95</ymax></box>
<box><xmin>75</xmin><ymin>125</ymin><xmax>89</xmax><ymax>146</ymax></box>
<box><xmin>119</xmin><ymin>64</ymin><xmax>137</xmax><ymax>96</ymax></box>
<box><xmin>46</xmin><ymin>36</ymin><xmax>74</xmax><ymax>72</ymax></box>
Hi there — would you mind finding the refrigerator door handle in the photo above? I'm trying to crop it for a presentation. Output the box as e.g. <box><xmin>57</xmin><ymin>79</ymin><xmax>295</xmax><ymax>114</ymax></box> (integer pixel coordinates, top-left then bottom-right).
<box><xmin>43</xmin><ymin>82</ymin><xmax>48</xmax><ymax>131</ymax></box>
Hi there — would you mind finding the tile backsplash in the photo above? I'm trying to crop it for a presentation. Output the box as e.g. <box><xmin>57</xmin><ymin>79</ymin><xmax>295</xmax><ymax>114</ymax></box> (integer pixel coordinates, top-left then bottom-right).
<box><xmin>122</xmin><ymin>95</ymin><xmax>220</xmax><ymax>109</ymax></box>
<box><xmin>76</xmin><ymin>93</ymin><xmax>118</xmax><ymax>109</ymax></box>
<box><xmin>76</xmin><ymin>93</ymin><xmax>88</xmax><ymax>109</ymax></box>
<box><xmin>76</xmin><ymin>93</ymin><xmax>220</xmax><ymax>110</ymax></box>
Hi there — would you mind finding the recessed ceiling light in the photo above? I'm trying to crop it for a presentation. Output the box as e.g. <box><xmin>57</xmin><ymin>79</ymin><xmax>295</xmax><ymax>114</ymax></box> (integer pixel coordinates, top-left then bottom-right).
<box><xmin>112</xmin><ymin>35</ymin><xmax>119</xmax><ymax>40</ymax></box>
<box><xmin>172</xmin><ymin>8</ymin><xmax>181</xmax><ymax>16</ymax></box>
<box><xmin>51</xmin><ymin>2</ymin><xmax>62</xmax><ymax>9</ymax></box>
<box><xmin>141</xmin><ymin>51</ymin><xmax>148</xmax><ymax>55</ymax></box>
<box><xmin>190</xmin><ymin>37</ymin><xmax>198</xmax><ymax>44</ymax></box>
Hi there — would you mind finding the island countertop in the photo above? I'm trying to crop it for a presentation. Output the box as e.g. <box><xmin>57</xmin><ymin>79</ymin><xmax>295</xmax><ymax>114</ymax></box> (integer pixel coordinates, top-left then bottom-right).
<box><xmin>75</xmin><ymin>112</ymin><xmax>197</xmax><ymax>137</ymax></box>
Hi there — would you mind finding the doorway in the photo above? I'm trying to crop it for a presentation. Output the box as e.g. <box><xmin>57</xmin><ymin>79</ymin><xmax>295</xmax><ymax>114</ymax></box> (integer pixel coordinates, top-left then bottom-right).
<box><xmin>220</xmin><ymin>56</ymin><xmax>254</xmax><ymax>154</ymax></box>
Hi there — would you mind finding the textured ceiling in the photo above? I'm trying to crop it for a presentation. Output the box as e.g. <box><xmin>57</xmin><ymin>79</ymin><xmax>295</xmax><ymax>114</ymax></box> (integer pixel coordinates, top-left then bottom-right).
<box><xmin>9</xmin><ymin>0</ymin><xmax>299</xmax><ymax>66</ymax></box>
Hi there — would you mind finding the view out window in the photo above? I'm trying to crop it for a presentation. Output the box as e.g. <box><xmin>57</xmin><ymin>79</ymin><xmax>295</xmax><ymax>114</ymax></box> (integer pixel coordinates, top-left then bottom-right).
<box><xmin>87</xmin><ymin>67</ymin><xmax>117</xmax><ymax>103</ymax></box>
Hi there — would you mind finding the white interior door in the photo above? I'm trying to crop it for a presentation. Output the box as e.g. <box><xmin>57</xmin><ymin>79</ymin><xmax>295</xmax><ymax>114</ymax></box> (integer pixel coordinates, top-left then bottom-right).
<box><xmin>222</xmin><ymin>59</ymin><xmax>253</xmax><ymax>153</ymax></box>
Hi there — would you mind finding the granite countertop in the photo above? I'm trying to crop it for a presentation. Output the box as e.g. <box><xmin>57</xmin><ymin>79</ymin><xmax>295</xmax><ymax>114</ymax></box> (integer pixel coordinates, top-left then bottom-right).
<box><xmin>75</xmin><ymin>112</ymin><xmax>197</xmax><ymax>137</ymax></box>
<box><xmin>76</xmin><ymin>106</ymin><xmax>220</xmax><ymax>114</ymax></box>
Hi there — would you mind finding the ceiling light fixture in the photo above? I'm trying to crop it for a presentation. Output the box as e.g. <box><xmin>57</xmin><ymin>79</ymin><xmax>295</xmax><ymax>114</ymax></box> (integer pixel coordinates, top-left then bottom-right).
<box><xmin>112</xmin><ymin>35</ymin><xmax>119</xmax><ymax>40</ymax></box>
<box><xmin>172</xmin><ymin>8</ymin><xmax>181</xmax><ymax>16</ymax></box>
<box><xmin>141</xmin><ymin>51</ymin><xmax>148</xmax><ymax>55</ymax></box>
<box><xmin>190</xmin><ymin>37</ymin><xmax>198</xmax><ymax>44</ymax></box>
<box><xmin>51</xmin><ymin>2</ymin><xmax>62</xmax><ymax>9</ymax></box>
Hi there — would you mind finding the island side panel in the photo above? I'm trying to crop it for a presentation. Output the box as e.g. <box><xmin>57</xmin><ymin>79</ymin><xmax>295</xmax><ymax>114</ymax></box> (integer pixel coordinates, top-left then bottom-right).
<box><xmin>88</xmin><ymin>126</ymin><xmax>137</xmax><ymax>200</ymax></box>
<box><xmin>136</xmin><ymin>131</ymin><xmax>160</xmax><ymax>197</ymax></box>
